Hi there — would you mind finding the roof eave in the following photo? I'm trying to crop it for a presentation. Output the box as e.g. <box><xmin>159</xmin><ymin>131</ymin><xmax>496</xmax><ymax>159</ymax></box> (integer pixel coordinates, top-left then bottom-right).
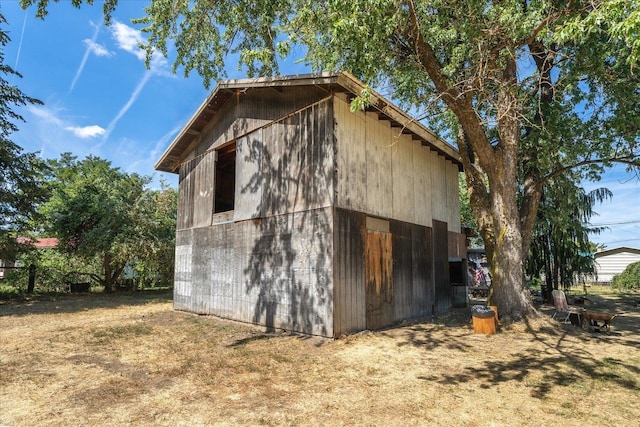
<box><xmin>154</xmin><ymin>71</ymin><xmax>462</xmax><ymax>173</ymax></box>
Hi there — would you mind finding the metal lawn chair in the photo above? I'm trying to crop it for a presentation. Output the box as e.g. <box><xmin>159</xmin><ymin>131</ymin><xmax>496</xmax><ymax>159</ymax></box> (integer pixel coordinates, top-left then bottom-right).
<box><xmin>551</xmin><ymin>289</ymin><xmax>583</xmax><ymax>324</ymax></box>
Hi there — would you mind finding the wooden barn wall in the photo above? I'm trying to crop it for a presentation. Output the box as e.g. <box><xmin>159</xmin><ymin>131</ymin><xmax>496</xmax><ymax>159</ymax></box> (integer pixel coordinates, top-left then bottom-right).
<box><xmin>333</xmin><ymin>94</ymin><xmax>460</xmax><ymax>232</ymax></box>
<box><xmin>432</xmin><ymin>219</ymin><xmax>451</xmax><ymax>315</ymax></box>
<box><xmin>234</xmin><ymin>98</ymin><xmax>334</xmax><ymax>222</ymax></box>
<box><xmin>177</xmin><ymin>152</ymin><xmax>216</xmax><ymax>230</ymax></box>
<box><xmin>191</xmin><ymin>86</ymin><xmax>331</xmax><ymax>159</ymax></box>
<box><xmin>173</xmin><ymin>229</ymin><xmax>193</xmax><ymax>311</ymax></box>
<box><xmin>446</xmin><ymin>162</ymin><xmax>461</xmax><ymax>233</ymax></box>
<box><xmin>333</xmin><ymin>209</ymin><xmax>367</xmax><ymax>336</ymax></box>
<box><xmin>389</xmin><ymin>220</ymin><xmax>433</xmax><ymax>322</ymax></box>
<box><xmin>430</xmin><ymin>155</ymin><xmax>448</xmax><ymax>224</ymax></box>
<box><xmin>173</xmin><ymin>207</ymin><xmax>334</xmax><ymax>337</ymax></box>
<box><xmin>333</xmin><ymin>208</ymin><xmax>436</xmax><ymax>335</ymax></box>
<box><xmin>448</xmin><ymin>231</ymin><xmax>467</xmax><ymax>259</ymax></box>
<box><xmin>174</xmin><ymin>96</ymin><xmax>336</xmax><ymax>337</ymax></box>
<box><xmin>413</xmin><ymin>140</ymin><xmax>433</xmax><ymax>227</ymax></box>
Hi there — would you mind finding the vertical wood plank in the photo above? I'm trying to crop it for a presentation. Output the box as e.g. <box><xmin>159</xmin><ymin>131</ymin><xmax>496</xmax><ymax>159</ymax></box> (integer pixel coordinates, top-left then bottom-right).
<box><xmin>335</xmin><ymin>96</ymin><xmax>367</xmax><ymax>212</ymax></box>
<box><xmin>430</xmin><ymin>154</ymin><xmax>447</xmax><ymax>223</ymax></box>
<box><xmin>177</xmin><ymin>160</ymin><xmax>194</xmax><ymax>230</ymax></box>
<box><xmin>391</xmin><ymin>133</ymin><xmax>415</xmax><ymax>223</ymax></box>
<box><xmin>446</xmin><ymin>161</ymin><xmax>461</xmax><ymax>233</ymax></box>
<box><xmin>413</xmin><ymin>142</ymin><xmax>432</xmax><ymax>227</ymax></box>
<box><xmin>193</xmin><ymin>152</ymin><xmax>215</xmax><ymax>228</ymax></box>
<box><xmin>234</xmin><ymin>131</ymin><xmax>263</xmax><ymax>221</ymax></box>
<box><xmin>432</xmin><ymin>219</ymin><xmax>451</xmax><ymax>315</ymax></box>
<box><xmin>391</xmin><ymin>221</ymin><xmax>412</xmax><ymax>322</ymax></box>
<box><xmin>411</xmin><ymin>224</ymin><xmax>429</xmax><ymax>317</ymax></box>
<box><xmin>365</xmin><ymin>229</ymin><xmax>394</xmax><ymax>330</ymax></box>
<box><xmin>365</xmin><ymin>112</ymin><xmax>392</xmax><ymax>218</ymax></box>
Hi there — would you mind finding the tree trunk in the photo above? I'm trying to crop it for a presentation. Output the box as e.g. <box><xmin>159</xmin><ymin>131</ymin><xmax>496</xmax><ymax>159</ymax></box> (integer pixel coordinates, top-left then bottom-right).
<box><xmin>27</xmin><ymin>264</ymin><xmax>36</xmax><ymax>294</ymax></box>
<box><xmin>103</xmin><ymin>254</ymin><xmax>117</xmax><ymax>293</ymax></box>
<box><xmin>485</xmin><ymin>221</ymin><xmax>535</xmax><ymax>320</ymax></box>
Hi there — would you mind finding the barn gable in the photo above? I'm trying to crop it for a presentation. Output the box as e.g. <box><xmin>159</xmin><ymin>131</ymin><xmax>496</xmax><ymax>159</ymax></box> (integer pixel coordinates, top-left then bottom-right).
<box><xmin>157</xmin><ymin>72</ymin><xmax>465</xmax><ymax>337</ymax></box>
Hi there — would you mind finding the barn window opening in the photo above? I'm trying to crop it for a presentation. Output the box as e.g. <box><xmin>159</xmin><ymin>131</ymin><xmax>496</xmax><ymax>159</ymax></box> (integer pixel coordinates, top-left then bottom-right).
<box><xmin>214</xmin><ymin>142</ymin><xmax>236</xmax><ymax>213</ymax></box>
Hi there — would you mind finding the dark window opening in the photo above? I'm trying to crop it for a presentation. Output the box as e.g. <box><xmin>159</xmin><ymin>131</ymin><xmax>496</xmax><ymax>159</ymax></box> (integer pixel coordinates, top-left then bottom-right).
<box><xmin>214</xmin><ymin>142</ymin><xmax>236</xmax><ymax>213</ymax></box>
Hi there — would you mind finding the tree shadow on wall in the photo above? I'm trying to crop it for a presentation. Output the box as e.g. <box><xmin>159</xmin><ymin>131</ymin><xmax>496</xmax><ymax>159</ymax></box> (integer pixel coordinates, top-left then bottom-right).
<box><xmin>242</xmin><ymin>99</ymin><xmax>333</xmax><ymax>336</ymax></box>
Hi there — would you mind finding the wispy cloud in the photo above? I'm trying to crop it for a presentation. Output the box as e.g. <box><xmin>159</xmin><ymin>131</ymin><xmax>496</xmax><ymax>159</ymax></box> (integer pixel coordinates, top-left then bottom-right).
<box><xmin>84</xmin><ymin>38</ymin><xmax>112</xmax><ymax>57</ymax></box>
<box><xmin>111</xmin><ymin>21</ymin><xmax>148</xmax><ymax>61</ymax></box>
<box><xmin>28</xmin><ymin>105</ymin><xmax>65</xmax><ymax>127</ymax></box>
<box><xmin>65</xmin><ymin>125</ymin><xmax>106</xmax><ymax>138</ymax></box>
<box><xmin>70</xmin><ymin>22</ymin><xmax>109</xmax><ymax>92</ymax></box>
<box><xmin>22</xmin><ymin>104</ymin><xmax>105</xmax><ymax>161</ymax></box>
<box><xmin>97</xmin><ymin>21</ymin><xmax>172</xmax><ymax>144</ymax></box>
<box><xmin>111</xmin><ymin>20</ymin><xmax>169</xmax><ymax>74</ymax></box>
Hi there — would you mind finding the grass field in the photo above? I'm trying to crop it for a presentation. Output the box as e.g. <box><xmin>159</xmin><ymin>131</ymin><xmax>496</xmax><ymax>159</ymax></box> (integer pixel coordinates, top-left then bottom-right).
<box><xmin>1</xmin><ymin>286</ymin><xmax>639</xmax><ymax>426</ymax></box>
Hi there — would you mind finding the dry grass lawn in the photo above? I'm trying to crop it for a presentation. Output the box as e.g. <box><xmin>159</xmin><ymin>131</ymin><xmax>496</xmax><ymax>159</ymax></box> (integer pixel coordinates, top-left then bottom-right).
<box><xmin>1</xmin><ymin>287</ymin><xmax>639</xmax><ymax>426</ymax></box>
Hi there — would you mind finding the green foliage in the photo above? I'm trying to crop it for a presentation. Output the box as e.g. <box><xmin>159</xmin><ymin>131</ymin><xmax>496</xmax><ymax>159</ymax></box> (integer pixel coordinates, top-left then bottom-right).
<box><xmin>0</xmin><ymin>13</ymin><xmax>49</xmax><ymax>260</ymax></box>
<box><xmin>41</xmin><ymin>154</ymin><xmax>176</xmax><ymax>292</ymax></box>
<box><xmin>458</xmin><ymin>173</ymin><xmax>482</xmax><ymax>248</ymax></box>
<box><xmin>0</xmin><ymin>283</ymin><xmax>21</xmax><ymax>299</ymax></box>
<box><xmin>527</xmin><ymin>175</ymin><xmax>612</xmax><ymax>293</ymax></box>
<box><xmin>611</xmin><ymin>261</ymin><xmax>640</xmax><ymax>289</ymax></box>
<box><xmin>20</xmin><ymin>0</ymin><xmax>640</xmax><ymax>317</ymax></box>
<box><xmin>3</xmin><ymin>247</ymin><xmax>100</xmax><ymax>293</ymax></box>
<box><xmin>123</xmin><ymin>182</ymin><xmax>177</xmax><ymax>289</ymax></box>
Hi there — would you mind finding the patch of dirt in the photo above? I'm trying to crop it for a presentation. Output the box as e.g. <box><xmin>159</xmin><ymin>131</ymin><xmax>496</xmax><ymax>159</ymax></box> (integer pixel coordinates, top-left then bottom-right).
<box><xmin>1</xmin><ymin>289</ymin><xmax>639</xmax><ymax>426</ymax></box>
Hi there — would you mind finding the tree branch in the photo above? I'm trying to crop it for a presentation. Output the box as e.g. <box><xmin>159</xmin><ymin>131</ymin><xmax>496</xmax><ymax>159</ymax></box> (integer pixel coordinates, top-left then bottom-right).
<box><xmin>403</xmin><ymin>0</ymin><xmax>495</xmax><ymax>167</ymax></box>
<box><xmin>540</xmin><ymin>155</ymin><xmax>640</xmax><ymax>185</ymax></box>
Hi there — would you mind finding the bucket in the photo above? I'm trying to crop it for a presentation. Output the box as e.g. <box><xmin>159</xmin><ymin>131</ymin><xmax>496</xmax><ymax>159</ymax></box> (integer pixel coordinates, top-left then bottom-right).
<box><xmin>471</xmin><ymin>305</ymin><xmax>496</xmax><ymax>335</ymax></box>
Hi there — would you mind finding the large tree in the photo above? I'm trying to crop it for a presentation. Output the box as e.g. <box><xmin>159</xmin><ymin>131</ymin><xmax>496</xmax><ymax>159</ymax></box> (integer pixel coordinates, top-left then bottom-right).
<box><xmin>0</xmin><ymin>13</ymin><xmax>49</xmax><ymax>261</ymax></box>
<box><xmin>22</xmin><ymin>0</ymin><xmax>640</xmax><ymax>318</ymax></box>
<box><xmin>526</xmin><ymin>175</ymin><xmax>611</xmax><ymax>300</ymax></box>
<box><xmin>42</xmin><ymin>154</ymin><xmax>150</xmax><ymax>292</ymax></box>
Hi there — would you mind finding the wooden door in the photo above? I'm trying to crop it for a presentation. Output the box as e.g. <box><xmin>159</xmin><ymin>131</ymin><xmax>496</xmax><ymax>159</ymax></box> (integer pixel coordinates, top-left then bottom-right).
<box><xmin>365</xmin><ymin>230</ymin><xmax>393</xmax><ymax>330</ymax></box>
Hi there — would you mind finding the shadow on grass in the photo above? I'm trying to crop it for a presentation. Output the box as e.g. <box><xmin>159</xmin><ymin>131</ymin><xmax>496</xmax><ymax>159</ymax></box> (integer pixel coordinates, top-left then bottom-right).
<box><xmin>388</xmin><ymin>307</ymin><xmax>639</xmax><ymax>400</ymax></box>
<box><xmin>0</xmin><ymin>289</ymin><xmax>173</xmax><ymax>317</ymax></box>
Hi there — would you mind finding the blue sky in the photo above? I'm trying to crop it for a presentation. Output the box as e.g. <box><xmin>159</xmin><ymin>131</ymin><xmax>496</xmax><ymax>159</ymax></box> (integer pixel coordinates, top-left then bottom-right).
<box><xmin>2</xmin><ymin>1</ymin><xmax>638</xmax><ymax>249</ymax></box>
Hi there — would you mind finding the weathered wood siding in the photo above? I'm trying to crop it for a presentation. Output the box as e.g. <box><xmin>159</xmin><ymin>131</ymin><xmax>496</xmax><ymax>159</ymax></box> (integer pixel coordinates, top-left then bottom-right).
<box><xmin>448</xmin><ymin>231</ymin><xmax>467</xmax><ymax>259</ymax></box>
<box><xmin>174</xmin><ymin>89</ymin><xmax>461</xmax><ymax>337</ymax></box>
<box><xmin>333</xmin><ymin>208</ymin><xmax>436</xmax><ymax>335</ymax></box>
<box><xmin>334</xmin><ymin>94</ymin><xmax>460</xmax><ymax>231</ymax></box>
<box><xmin>174</xmin><ymin>96</ymin><xmax>336</xmax><ymax>337</ymax></box>
<box><xmin>177</xmin><ymin>152</ymin><xmax>216</xmax><ymax>230</ymax></box>
<box><xmin>432</xmin><ymin>219</ymin><xmax>451</xmax><ymax>315</ymax></box>
<box><xmin>333</xmin><ymin>209</ymin><xmax>367</xmax><ymax>335</ymax></box>
<box><xmin>390</xmin><ymin>221</ymin><xmax>434</xmax><ymax>322</ymax></box>
<box><xmin>446</xmin><ymin>161</ymin><xmax>461</xmax><ymax>233</ymax></box>
<box><xmin>365</xmin><ymin>229</ymin><xmax>394</xmax><ymax>330</ymax></box>
<box><xmin>413</xmin><ymin>141</ymin><xmax>433</xmax><ymax>227</ymax></box>
<box><xmin>174</xmin><ymin>208</ymin><xmax>334</xmax><ymax>337</ymax></box>
<box><xmin>188</xmin><ymin>86</ymin><xmax>332</xmax><ymax>160</ymax></box>
<box><xmin>234</xmin><ymin>98</ymin><xmax>334</xmax><ymax>222</ymax></box>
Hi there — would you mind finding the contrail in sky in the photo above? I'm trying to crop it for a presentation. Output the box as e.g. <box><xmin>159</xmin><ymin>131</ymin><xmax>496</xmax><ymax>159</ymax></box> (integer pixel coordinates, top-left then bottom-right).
<box><xmin>70</xmin><ymin>22</ymin><xmax>101</xmax><ymax>93</ymax></box>
<box><xmin>97</xmin><ymin>71</ymin><xmax>151</xmax><ymax>146</ymax></box>
<box><xmin>14</xmin><ymin>11</ymin><xmax>28</xmax><ymax>70</ymax></box>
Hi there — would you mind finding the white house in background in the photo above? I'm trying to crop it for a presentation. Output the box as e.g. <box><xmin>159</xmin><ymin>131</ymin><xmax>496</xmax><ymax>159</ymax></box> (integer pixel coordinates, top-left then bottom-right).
<box><xmin>592</xmin><ymin>247</ymin><xmax>640</xmax><ymax>284</ymax></box>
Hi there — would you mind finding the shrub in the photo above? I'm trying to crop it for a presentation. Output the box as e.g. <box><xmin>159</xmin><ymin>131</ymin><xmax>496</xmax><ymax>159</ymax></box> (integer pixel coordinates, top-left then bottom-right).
<box><xmin>611</xmin><ymin>261</ymin><xmax>640</xmax><ymax>290</ymax></box>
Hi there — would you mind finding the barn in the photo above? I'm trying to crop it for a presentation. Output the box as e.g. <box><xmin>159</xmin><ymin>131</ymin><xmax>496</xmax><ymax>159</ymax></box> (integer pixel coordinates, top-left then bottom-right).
<box><xmin>155</xmin><ymin>72</ymin><xmax>466</xmax><ymax>338</ymax></box>
<box><xmin>592</xmin><ymin>247</ymin><xmax>640</xmax><ymax>284</ymax></box>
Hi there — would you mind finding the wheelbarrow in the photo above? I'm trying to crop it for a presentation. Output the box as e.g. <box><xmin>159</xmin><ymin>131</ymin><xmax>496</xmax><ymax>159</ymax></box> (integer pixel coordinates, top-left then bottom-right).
<box><xmin>581</xmin><ymin>310</ymin><xmax>617</xmax><ymax>333</ymax></box>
